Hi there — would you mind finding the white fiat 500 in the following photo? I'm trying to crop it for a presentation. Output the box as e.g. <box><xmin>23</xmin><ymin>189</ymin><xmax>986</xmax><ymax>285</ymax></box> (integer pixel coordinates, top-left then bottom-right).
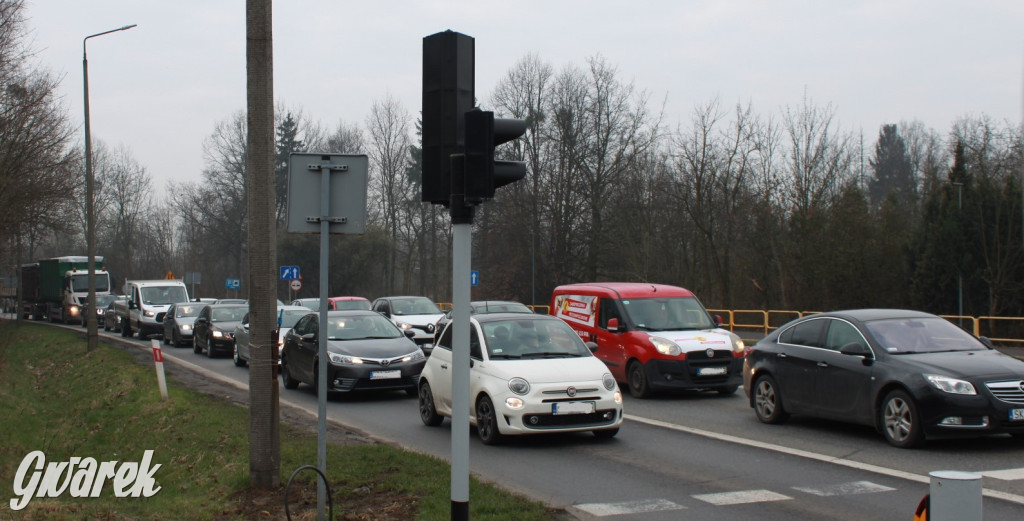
<box><xmin>418</xmin><ymin>313</ymin><xmax>624</xmax><ymax>444</ymax></box>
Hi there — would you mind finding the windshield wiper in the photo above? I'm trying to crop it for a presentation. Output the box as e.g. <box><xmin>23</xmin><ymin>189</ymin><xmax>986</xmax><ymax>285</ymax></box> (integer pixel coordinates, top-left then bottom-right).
<box><xmin>489</xmin><ymin>353</ymin><xmax>521</xmax><ymax>359</ymax></box>
<box><xmin>522</xmin><ymin>352</ymin><xmax>581</xmax><ymax>358</ymax></box>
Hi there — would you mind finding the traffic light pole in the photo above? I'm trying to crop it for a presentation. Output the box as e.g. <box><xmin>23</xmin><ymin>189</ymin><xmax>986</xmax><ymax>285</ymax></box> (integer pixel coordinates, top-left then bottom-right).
<box><xmin>450</xmin><ymin>154</ymin><xmax>471</xmax><ymax>521</ymax></box>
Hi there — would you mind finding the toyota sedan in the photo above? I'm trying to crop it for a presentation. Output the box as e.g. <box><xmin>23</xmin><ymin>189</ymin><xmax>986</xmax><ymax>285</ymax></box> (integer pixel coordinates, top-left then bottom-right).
<box><xmin>418</xmin><ymin>313</ymin><xmax>624</xmax><ymax>444</ymax></box>
<box><xmin>743</xmin><ymin>309</ymin><xmax>1024</xmax><ymax>447</ymax></box>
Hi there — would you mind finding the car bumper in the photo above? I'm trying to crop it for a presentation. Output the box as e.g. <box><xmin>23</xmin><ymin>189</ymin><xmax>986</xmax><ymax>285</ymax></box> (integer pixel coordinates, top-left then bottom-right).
<box><xmin>915</xmin><ymin>387</ymin><xmax>1024</xmax><ymax>439</ymax></box>
<box><xmin>490</xmin><ymin>386</ymin><xmax>624</xmax><ymax>435</ymax></box>
<box><xmin>326</xmin><ymin>361</ymin><xmax>425</xmax><ymax>392</ymax></box>
<box><xmin>208</xmin><ymin>334</ymin><xmax>234</xmax><ymax>352</ymax></box>
<box><xmin>641</xmin><ymin>356</ymin><xmax>745</xmax><ymax>391</ymax></box>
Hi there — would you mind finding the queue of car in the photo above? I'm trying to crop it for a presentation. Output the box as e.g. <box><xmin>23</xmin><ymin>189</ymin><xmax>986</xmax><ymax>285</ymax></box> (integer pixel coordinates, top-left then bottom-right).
<box><xmin>88</xmin><ymin>282</ymin><xmax>1024</xmax><ymax>448</ymax></box>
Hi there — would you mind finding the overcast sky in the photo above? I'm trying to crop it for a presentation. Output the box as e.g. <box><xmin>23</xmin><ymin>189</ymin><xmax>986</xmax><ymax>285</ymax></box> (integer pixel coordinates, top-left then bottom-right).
<box><xmin>25</xmin><ymin>1</ymin><xmax>1024</xmax><ymax>195</ymax></box>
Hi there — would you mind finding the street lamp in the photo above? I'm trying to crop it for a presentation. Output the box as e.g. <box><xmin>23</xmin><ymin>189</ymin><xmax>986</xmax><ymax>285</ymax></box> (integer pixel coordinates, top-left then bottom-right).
<box><xmin>84</xmin><ymin>24</ymin><xmax>136</xmax><ymax>351</ymax></box>
<box><xmin>953</xmin><ymin>181</ymin><xmax>964</xmax><ymax>327</ymax></box>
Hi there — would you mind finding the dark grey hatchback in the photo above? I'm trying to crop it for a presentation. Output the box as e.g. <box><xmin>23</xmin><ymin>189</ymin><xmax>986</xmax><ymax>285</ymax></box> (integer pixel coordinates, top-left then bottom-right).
<box><xmin>742</xmin><ymin>309</ymin><xmax>1024</xmax><ymax>447</ymax></box>
<box><xmin>280</xmin><ymin>310</ymin><xmax>425</xmax><ymax>395</ymax></box>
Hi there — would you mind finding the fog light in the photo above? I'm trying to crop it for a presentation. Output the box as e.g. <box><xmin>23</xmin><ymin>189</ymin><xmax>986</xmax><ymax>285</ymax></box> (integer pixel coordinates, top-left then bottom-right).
<box><xmin>505</xmin><ymin>397</ymin><xmax>524</xmax><ymax>409</ymax></box>
<box><xmin>940</xmin><ymin>416</ymin><xmax>964</xmax><ymax>426</ymax></box>
<box><xmin>527</xmin><ymin>415</ymin><xmax>539</xmax><ymax>425</ymax></box>
<box><xmin>665</xmin><ymin>374</ymin><xmax>673</xmax><ymax>381</ymax></box>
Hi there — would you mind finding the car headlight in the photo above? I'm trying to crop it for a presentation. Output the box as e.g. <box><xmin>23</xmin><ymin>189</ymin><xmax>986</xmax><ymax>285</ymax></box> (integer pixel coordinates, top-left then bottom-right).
<box><xmin>731</xmin><ymin>334</ymin><xmax>746</xmax><ymax>355</ymax></box>
<box><xmin>508</xmin><ymin>377</ymin><xmax>530</xmax><ymax>395</ymax></box>
<box><xmin>602</xmin><ymin>373</ymin><xmax>616</xmax><ymax>391</ymax></box>
<box><xmin>396</xmin><ymin>321</ymin><xmax>413</xmax><ymax>331</ymax></box>
<box><xmin>212</xmin><ymin>330</ymin><xmax>224</xmax><ymax>338</ymax></box>
<box><xmin>328</xmin><ymin>352</ymin><xmax>363</xmax><ymax>365</ymax></box>
<box><xmin>925</xmin><ymin>374</ymin><xmax>977</xmax><ymax>395</ymax></box>
<box><xmin>649</xmin><ymin>336</ymin><xmax>681</xmax><ymax>356</ymax></box>
<box><xmin>180</xmin><ymin>324</ymin><xmax>192</xmax><ymax>332</ymax></box>
<box><xmin>69</xmin><ymin>305</ymin><xmax>80</xmax><ymax>316</ymax></box>
<box><xmin>402</xmin><ymin>350</ymin><xmax>426</xmax><ymax>363</ymax></box>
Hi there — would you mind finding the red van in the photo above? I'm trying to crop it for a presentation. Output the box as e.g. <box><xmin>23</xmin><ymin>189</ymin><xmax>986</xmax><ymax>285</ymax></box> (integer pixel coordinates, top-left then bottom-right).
<box><xmin>551</xmin><ymin>282</ymin><xmax>745</xmax><ymax>398</ymax></box>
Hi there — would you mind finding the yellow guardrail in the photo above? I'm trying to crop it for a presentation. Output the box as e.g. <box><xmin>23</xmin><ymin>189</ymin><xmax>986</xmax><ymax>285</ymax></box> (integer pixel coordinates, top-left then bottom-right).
<box><xmin>708</xmin><ymin>309</ymin><xmax>1024</xmax><ymax>345</ymax></box>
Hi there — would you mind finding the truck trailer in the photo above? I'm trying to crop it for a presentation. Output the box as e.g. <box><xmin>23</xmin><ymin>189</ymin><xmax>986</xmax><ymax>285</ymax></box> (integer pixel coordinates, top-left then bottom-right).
<box><xmin>20</xmin><ymin>256</ymin><xmax>112</xmax><ymax>324</ymax></box>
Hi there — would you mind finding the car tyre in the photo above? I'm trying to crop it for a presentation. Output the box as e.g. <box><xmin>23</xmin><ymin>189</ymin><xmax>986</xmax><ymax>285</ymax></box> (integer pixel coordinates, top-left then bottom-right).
<box><xmin>418</xmin><ymin>381</ymin><xmax>444</xmax><ymax>426</ymax></box>
<box><xmin>193</xmin><ymin>337</ymin><xmax>202</xmax><ymax>354</ymax></box>
<box><xmin>593</xmin><ymin>428</ymin><xmax>619</xmax><ymax>439</ymax></box>
<box><xmin>280</xmin><ymin>356</ymin><xmax>300</xmax><ymax>389</ymax></box>
<box><xmin>627</xmin><ymin>361</ymin><xmax>651</xmax><ymax>398</ymax></box>
<box><xmin>121</xmin><ymin>321</ymin><xmax>130</xmax><ymax>337</ymax></box>
<box><xmin>881</xmin><ymin>389</ymin><xmax>924</xmax><ymax>448</ymax></box>
<box><xmin>233</xmin><ymin>344</ymin><xmax>246</xmax><ymax>367</ymax></box>
<box><xmin>475</xmin><ymin>395</ymin><xmax>505</xmax><ymax>445</ymax></box>
<box><xmin>753</xmin><ymin>374</ymin><xmax>789</xmax><ymax>424</ymax></box>
<box><xmin>205</xmin><ymin>337</ymin><xmax>215</xmax><ymax>358</ymax></box>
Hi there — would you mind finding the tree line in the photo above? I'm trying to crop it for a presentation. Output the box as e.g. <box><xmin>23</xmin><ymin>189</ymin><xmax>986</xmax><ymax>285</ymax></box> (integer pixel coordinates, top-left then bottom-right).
<box><xmin>3</xmin><ymin>2</ymin><xmax>1023</xmax><ymax>321</ymax></box>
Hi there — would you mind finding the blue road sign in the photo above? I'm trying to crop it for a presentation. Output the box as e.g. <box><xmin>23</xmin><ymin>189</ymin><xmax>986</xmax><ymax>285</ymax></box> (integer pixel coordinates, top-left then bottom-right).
<box><xmin>225</xmin><ymin>278</ymin><xmax>241</xmax><ymax>290</ymax></box>
<box><xmin>470</xmin><ymin>270</ymin><xmax>479</xmax><ymax>287</ymax></box>
<box><xmin>280</xmin><ymin>266</ymin><xmax>300</xmax><ymax>280</ymax></box>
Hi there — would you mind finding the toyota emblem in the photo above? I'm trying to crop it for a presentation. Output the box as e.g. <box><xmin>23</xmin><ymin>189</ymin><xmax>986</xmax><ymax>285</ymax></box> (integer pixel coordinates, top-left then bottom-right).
<box><xmin>706</xmin><ymin>348</ymin><xmax>715</xmax><ymax>358</ymax></box>
<box><xmin>1019</xmin><ymin>381</ymin><xmax>1024</xmax><ymax>393</ymax></box>
<box><xmin>566</xmin><ymin>386</ymin><xmax>577</xmax><ymax>397</ymax></box>
<box><xmin>381</xmin><ymin>359</ymin><xmax>391</xmax><ymax>367</ymax></box>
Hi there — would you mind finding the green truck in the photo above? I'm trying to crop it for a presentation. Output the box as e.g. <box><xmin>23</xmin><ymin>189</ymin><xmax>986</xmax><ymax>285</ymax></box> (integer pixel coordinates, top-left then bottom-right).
<box><xmin>20</xmin><ymin>256</ymin><xmax>112</xmax><ymax>324</ymax></box>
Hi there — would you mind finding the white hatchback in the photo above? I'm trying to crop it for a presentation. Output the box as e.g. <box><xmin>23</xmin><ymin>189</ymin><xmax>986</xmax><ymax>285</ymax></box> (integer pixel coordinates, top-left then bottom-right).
<box><xmin>418</xmin><ymin>313</ymin><xmax>623</xmax><ymax>444</ymax></box>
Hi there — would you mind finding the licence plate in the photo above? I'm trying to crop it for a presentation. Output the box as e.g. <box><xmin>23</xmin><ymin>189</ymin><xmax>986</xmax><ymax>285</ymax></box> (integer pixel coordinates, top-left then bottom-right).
<box><xmin>697</xmin><ymin>366</ymin><xmax>728</xmax><ymax>376</ymax></box>
<box><xmin>370</xmin><ymin>370</ymin><xmax>401</xmax><ymax>380</ymax></box>
<box><xmin>552</xmin><ymin>401</ymin><xmax>596</xmax><ymax>415</ymax></box>
<box><xmin>1011</xmin><ymin>409</ymin><xmax>1024</xmax><ymax>421</ymax></box>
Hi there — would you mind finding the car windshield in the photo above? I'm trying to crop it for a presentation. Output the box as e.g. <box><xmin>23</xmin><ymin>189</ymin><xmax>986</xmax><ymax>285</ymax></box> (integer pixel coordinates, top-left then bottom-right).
<box><xmin>175</xmin><ymin>305</ymin><xmax>203</xmax><ymax>318</ymax></box>
<box><xmin>333</xmin><ymin>299</ymin><xmax>371</xmax><ymax>311</ymax></box>
<box><xmin>326</xmin><ymin>315</ymin><xmax>401</xmax><ymax>340</ymax></box>
<box><xmin>482</xmin><ymin>319</ymin><xmax>591</xmax><ymax>359</ymax></box>
<box><xmin>620</xmin><ymin>297</ymin><xmax>714</xmax><ymax>331</ymax></box>
<box><xmin>94</xmin><ymin>294</ymin><xmax>117</xmax><ymax>307</ymax></box>
<box><xmin>211</xmin><ymin>307</ymin><xmax>246</xmax><ymax>322</ymax></box>
<box><xmin>864</xmin><ymin>317</ymin><xmax>986</xmax><ymax>354</ymax></box>
<box><xmin>141</xmin><ymin>286</ymin><xmax>188</xmax><ymax>305</ymax></box>
<box><xmin>278</xmin><ymin>309</ymin><xmax>309</xmax><ymax>328</ymax></box>
<box><xmin>70</xmin><ymin>274</ymin><xmax>110</xmax><ymax>292</ymax></box>
<box><xmin>391</xmin><ymin>297</ymin><xmax>441</xmax><ymax>316</ymax></box>
<box><xmin>472</xmin><ymin>302</ymin><xmax>532</xmax><ymax>314</ymax></box>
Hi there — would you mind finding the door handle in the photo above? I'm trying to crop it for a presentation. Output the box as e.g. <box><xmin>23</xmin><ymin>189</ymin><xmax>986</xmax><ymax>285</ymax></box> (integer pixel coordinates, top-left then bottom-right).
<box><xmin>777</xmin><ymin>353</ymin><xmax>788</xmax><ymax>358</ymax></box>
<box><xmin>441</xmin><ymin>363</ymin><xmax>448</xmax><ymax>369</ymax></box>
<box><xmin>817</xmin><ymin>361</ymin><xmax>829</xmax><ymax>367</ymax></box>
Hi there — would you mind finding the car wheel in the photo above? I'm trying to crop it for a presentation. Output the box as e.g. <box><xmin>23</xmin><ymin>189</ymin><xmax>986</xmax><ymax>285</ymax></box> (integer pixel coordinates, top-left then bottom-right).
<box><xmin>418</xmin><ymin>381</ymin><xmax>444</xmax><ymax>426</ymax></box>
<box><xmin>475</xmin><ymin>395</ymin><xmax>505</xmax><ymax>445</ymax></box>
<box><xmin>593</xmin><ymin>427</ymin><xmax>619</xmax><ymax>439</ymax></box>
<box><xmin>205</xmin><ymin>337</ymin><xmax>215</xmax><ymax>358</ymax></box>
<box><xmin>121</xmin><ymin>321</ymin><xmax>130</xmax><ymax>337</ymax></box>
<box><xmin>753</xmin><ymin>374</ymin><xmax>789</xmax><ymax>424</ymax></box>
<box><xmin>627</xmin><ymin>361</ymin><xmax>651</xmax><ymax>398</ymax></box>
<box><xmin>715</xmin><ymin>385</ymin><xmax>739</xmax><ymax>396</ymax></box>
<box><xmin>172</xmin><ymin>331</ymin><xmax>181</xmax><ymax>347</ymax></box>
<box><xmin>193</xmin><ymin>336</ymin><xmax>202</xmax><ymax>354</ymax></box>
<box><xmin>280</xmin><ymin>357</ymin><xmax>300</xmax><ymax>389</ymax></box>
<box><xmin>163</xmin><ymin>333</ymin><xmax>170</xmax><ymax>345</ymax></box>
<box><xmin>881</xmin><ymin>389</ymin><xmax>924</xmax><ymax>448</ymax></box>
<box><xmin>233</xmin><ymin>344</ymin><xmax>246</xmax><ymax>367</ymax></box>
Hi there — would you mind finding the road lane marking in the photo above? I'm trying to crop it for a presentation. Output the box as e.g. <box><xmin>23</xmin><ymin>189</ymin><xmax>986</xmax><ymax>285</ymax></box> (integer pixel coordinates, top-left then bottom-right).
<box><xmin>793</xmin><ymin>480</ymin><xmax>896</xmax><ymax>496</ymax></box>
<box><xmin>572</xmin><ymin>499</ymin><xmax>685</xmax><ymax>516</ymax></box>
<box><xmin>692</xmin><ymin>489</ymin><xmax>791</xmax><ymax>505</ymax></box>
<box><xmin>981</xmin><ymin>468</ymin><xmax>1024</xmax><ymax>481</ymax></box>
<box><xmin>625</xmin><ymin>414</ymin><xmax>1024</xmax><ymax>506</ymax></box>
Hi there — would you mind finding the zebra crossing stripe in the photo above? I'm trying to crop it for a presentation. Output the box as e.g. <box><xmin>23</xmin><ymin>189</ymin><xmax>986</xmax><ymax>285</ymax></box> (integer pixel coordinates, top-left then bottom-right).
<box><xmin>571</xmin><ymin>498</ymin><xmax>685</xmax><ymax>517</ymax></box>
<box><xmin>980</xmin><ymin>468</ymin><xmax>1024</xmax><ymax>481</ymax></box>
<box><xmin>692</xmin><ymin>489</ymin><xmax>792</xmax><ymax>506</ymax></box>
<box><xmin>793</xmin><ymin>480</ymin><xmax>896</xmax><ymax>496</ymax></box>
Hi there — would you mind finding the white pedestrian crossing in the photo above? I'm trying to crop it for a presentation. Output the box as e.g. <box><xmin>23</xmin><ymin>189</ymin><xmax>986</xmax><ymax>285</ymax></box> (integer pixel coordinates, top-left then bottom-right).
<box><xmin>692</xmin><ymin>489</ymin><xmax>792</xmax><ymax>506</ymax></box>
<box><xmin>793</xmin><ymin>480</ymin><xmax>896</xmax><ymax>496</ymax></box>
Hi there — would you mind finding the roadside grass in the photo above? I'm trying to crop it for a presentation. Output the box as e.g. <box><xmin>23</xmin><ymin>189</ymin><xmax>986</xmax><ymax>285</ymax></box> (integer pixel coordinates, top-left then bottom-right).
<box><xmin>0</xmin><ymin>323</ymin><xmax>562</xmax><ymax>520</ymax></box>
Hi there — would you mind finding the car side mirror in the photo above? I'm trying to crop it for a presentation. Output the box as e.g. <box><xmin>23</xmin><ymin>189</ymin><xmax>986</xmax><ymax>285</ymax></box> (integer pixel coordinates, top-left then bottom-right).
<box><xmin>978</xmin><ymin>336</ymin><xmax>995</xmax><ymax>350</ymax></box>
<box><xmin>607</xmin><ymin>318</ymin><xmax>620</xmax><ymax>332</ymax></box>
<box><xmin>714</xmin><ymin>314</ymin><xmax>724</xmax><ymax>326</ymax></box>
<box><xmin>242</xmin><ymin>322</ymin><xmax>249</xmax><ymax>331</ymax></box>
<box><xmin>129</xmin><ymin>301</ymin><xmax>138</xmax><ymax>310</ymax></box>
<box><xmin>301</xmin><ymin>332</ymin><xmax>316</xmax><ymax>342</ymax></box>
<box><xmin>404</xmin><ymin>330</ymin><xmax>416</xmax><ymax>339</ymax></box>
<box><xmin>839</xmin><ymin>342</ymin><xmax>872</xmax><ymax>358</ymax></box>
<box><xmin>586</xmin><ymin>341</ymin><xmax>599</xmax><ymax>353</ymax></box>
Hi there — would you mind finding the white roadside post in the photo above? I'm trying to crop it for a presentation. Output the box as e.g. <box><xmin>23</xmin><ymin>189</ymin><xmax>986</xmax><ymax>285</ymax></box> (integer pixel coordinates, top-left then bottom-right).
<box><xmin>929</xmin><ymin>470</ymin><xmax>982</xmax><ymax>521</ymax></box>
<box><xmin>150</xmin><ymin>339</ymin><xmax>168</xmax><ymax>400</ymax></box>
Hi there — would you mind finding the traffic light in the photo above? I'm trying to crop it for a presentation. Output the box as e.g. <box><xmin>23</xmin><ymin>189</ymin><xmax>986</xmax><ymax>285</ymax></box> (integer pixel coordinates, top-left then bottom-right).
<box><xmin>463</xmin><ymin>108</ymin><xmax>527</xmax><ymax>203</ymax></box>
<box><xmin>421</xmin><ymin>31</ymin><xmax>474</xmax><ymax>205</ymax></box>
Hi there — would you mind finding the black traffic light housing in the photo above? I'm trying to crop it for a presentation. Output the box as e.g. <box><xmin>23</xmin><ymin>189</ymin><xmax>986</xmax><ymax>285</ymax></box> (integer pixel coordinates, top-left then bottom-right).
<box><xmin>464</xmin><ymin>109</ymin><xmax>527</xmax><ymax>204</ymax></box>
<box><xmin>421</xmin><ymin>31</ymin><xmax>474</xmax><ymax>205</ymax></box>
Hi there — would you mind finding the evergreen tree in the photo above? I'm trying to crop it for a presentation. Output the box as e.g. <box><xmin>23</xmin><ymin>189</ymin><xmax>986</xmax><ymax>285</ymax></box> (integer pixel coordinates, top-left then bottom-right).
<box><xmin>868</xmin><ymin>124</ymin><xmax>915</xmax><ymax>211</ymax></box>
<box><xmin>273</xmin><ymin>113</ymin><xmax>304</xmax><ymax>224</ymax></box>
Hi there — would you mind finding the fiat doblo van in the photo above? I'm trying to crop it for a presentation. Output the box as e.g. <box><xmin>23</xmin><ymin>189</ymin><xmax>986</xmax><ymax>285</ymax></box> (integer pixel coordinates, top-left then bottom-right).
<box><xmin>551</xmin><ymin>282</ymin><xmax>744</xmax><ymax>398</ymax></box>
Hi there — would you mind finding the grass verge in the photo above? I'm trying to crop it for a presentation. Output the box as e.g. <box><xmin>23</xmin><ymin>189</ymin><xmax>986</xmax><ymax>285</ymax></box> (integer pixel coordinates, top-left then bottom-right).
<box><xmin>0</xmin><ymin>322</ymin><xmax>564</xmax><ymax>520</ymax></box>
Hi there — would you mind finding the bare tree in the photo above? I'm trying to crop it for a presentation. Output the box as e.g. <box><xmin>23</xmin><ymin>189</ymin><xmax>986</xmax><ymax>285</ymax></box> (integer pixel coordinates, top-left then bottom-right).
<box><xmin>366</xmin><ymin>94</ymin><xmax>413</xmax><ymax>293</ymax></box>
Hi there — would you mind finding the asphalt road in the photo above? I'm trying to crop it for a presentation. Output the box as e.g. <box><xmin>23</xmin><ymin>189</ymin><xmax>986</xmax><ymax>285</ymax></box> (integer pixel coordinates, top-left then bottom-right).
<box><xmin>27</xmin><ymin>321</ymin><xmax>1024</xmax><ymax>520</ymax></box>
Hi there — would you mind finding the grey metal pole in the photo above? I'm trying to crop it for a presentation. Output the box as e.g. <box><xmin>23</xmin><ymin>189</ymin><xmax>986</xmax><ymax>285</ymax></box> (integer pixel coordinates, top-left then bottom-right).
<box><xmin>451</xmin><ymin>221</ymin><xmax>471</xmax><ymax>520</ymax></box>
<box><xmin>317</xmin><ymin>162</ymin><xmax>330</xmax><ymax>521</ymax></box>
<box><xmin>929</xmin><ymin>471</ymin><xmax>982</xmax><ymax>521</ymax></box>
<box><xmin>83</xmin><ymin>24</ymin><xmax>136</xmax><ymax>351</ymax></box>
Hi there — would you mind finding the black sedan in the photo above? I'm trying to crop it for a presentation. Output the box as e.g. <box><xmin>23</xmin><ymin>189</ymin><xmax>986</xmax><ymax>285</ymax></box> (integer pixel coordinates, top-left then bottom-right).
<box><xmin>192</xmin><ymin>303</ymin><xmax>247</xmax><ymax>358</ymax></box>
<box><xmin>743</xmin><ymin>309</ymin><xmax>1024</xmax><ymax>447</ymax></box>
<box><xmin>280</xmin><ymin>310</ymin><xmax>425</xmax><ymax>395</ymax></box>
